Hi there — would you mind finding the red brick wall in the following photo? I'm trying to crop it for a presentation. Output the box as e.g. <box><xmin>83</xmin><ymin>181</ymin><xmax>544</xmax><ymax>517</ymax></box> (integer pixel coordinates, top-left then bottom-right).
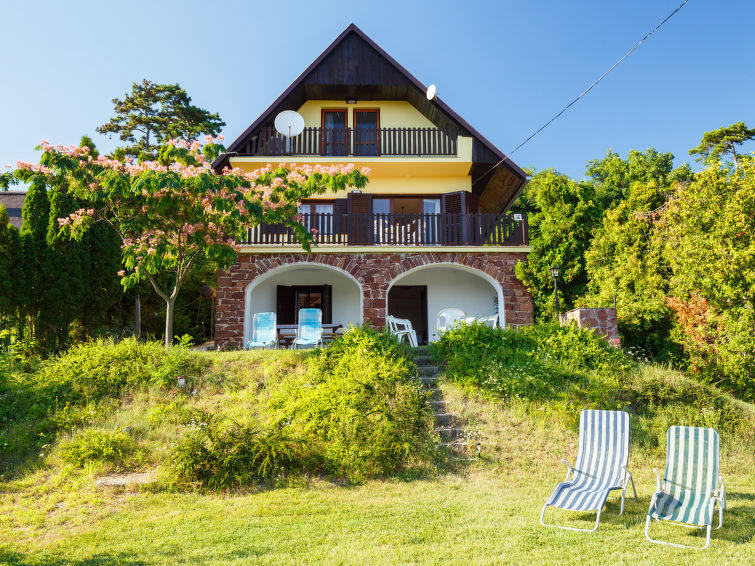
<box><xmin>562</xmin><ymin>308</ymin><xmax>621</xmax><ymax>347</ymax></box>
<box><xmin>215</xmin><ymin>251</ymin><xmax>534</xmax><ymax>349</ymax></box>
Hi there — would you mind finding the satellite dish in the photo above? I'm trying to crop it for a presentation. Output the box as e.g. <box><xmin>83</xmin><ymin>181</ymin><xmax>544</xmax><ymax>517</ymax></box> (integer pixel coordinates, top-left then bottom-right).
<box><xmin>426</xmin><ymin>84</ymin><xmax>437</xmax><ymax>101</ymax></box>
<box><xmin>274</xmin><ymin>110</ymin><xmax>305</xmax><ymax>137</ymax></box>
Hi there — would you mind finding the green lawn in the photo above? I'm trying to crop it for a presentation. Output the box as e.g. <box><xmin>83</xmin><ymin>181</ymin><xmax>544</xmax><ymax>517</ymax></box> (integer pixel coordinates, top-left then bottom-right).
<box><xmin>1</xmin><ymin>381</ymin><xmax>753</xmax><ymax>565</ymax></box>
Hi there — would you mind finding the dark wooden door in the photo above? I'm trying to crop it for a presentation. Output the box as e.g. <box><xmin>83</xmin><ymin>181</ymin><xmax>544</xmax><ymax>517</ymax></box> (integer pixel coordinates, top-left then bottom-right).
<box><xmin>321</xmin><ymin>110</ymin><xmax>347</xmax><ymax>156</ymax></box>
<box><xmin>347</xmin><ymin>192</ymin><xmax>373</xmax><ymax>245</ymax></box>
<box><xmin>388</xmin><ymin>286</ymin><xmax>428</xmax><ymax>345</ymax></box>
<box><xmin>354</xmin><ymin>109</ymin><xmax>379</xmax><ymax>156</ymax></box>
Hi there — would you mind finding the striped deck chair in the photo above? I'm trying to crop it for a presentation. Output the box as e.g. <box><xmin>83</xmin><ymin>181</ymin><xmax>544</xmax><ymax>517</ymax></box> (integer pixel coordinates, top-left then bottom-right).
<box><xmin>291</xmin><ymin>308</ymin><xmax>323</xmax><ymax>349</ymax></box>
<box><xmin>245</xmin><ymin>312</ymin><xmax>278</xmax><ymax>350</ymax></box>
<box><xmin>540</xmin><ymin>409</ymin><xmax>636</xmax><ymax>532</ymax></box>
<box><xmin>645</xmin><ymin>426</ymin><xmax>726</xmax><ymax>549</ymax></box>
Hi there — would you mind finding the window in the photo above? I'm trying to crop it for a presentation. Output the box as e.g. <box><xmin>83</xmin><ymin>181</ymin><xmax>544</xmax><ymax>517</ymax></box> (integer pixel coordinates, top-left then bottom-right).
<box><xmin>353</xmin><ymin>109</ymin><xmax>379</xmax><ymax>156</ymax></box>
<box><xmin>276</xmin><ymin>284</ymin><xmax>332</xmax><ymax>324</ymax></box>
<box><xmin>298</xmin><ymin>202</ymin><xmax>334</xmax><ymax>235</ymax></box>
<box><xmin>321</xmin><ymin>109</ymin><xmax>347</xmax><ymax>156</ymax></box>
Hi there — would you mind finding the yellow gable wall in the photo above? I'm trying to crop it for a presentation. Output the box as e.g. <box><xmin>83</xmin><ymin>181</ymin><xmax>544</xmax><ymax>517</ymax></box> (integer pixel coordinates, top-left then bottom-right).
<box><xmin>230</xmin><ymin>100</ymin><xmax>473</xmax><ymax>198</ymax></box>
<box><xmin>297</xmin><ymin>100</ymin><xmax>436</xmax><ymax>129</ymax></box>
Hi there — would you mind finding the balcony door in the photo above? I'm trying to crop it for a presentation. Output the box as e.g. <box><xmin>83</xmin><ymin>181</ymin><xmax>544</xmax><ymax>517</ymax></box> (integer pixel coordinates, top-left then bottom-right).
<box><xmin>321</xmin><ymin>109</ymin><xmax>347</xmax><ymax>156</ymax></box>
<box><xmin>354</xmin><ymin>109</ymin><xmax>379</xmax><ymax>156</ymax></box>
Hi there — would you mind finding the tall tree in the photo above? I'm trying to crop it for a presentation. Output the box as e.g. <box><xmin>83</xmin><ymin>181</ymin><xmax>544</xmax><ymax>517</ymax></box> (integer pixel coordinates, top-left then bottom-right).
<box><xmin>17</xmin><ymin>177</ymin><xmax>51</xmax><ymax>347</ymax></box>
<box><xmin>583</xmin><ymin>181</ymin><xmax>677</xmax><ymax>359</ymax></box>
<box><xmin>0</xmin><ymin>206</ymin><xmax>16</xmax><ymax>319</ymax></box>
<box><xmin>97</xmin><ymin>79</ymin><xmax>225</xmax><ymax>160</ymax></box>
<box><xmin>660</xmin><ymin>160</ymin><xmax>755</xmax><ymax>399</ymax></box>
<box><xmin>514</xmin><ymin>170</ymin><xmax>604</xmax><ymax>319</ymax></box>
<box><xmin>689</xmin><ymin>121</ymin><xmax>755</xmax><ymax>170</ymax></box>
<box><xmin>585</xmin><ymin>148</ymin><xmax>692</xmax><ymax>208</ymax></box>
<box><xmin>16</xmin><ymin>138</ymin><xmax>369</xmax><ymax>346</ymax></box>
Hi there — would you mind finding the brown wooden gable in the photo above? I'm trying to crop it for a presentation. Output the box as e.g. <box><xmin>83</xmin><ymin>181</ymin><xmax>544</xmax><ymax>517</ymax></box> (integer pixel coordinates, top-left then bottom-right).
<box><xmin>214</xmin><ymin>24</ymin><xmax>528</xmax><ymax>212</ymax></box>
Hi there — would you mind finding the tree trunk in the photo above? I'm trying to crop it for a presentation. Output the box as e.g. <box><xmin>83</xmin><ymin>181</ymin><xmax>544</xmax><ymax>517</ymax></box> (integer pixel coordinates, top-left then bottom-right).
<box><xmin>164</xmin><ymin>297</ymin><xmax>175</xmax><ymax>347</ymax></box>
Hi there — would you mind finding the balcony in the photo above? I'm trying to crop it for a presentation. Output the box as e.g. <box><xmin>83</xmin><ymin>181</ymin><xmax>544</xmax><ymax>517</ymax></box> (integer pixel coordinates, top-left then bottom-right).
<box><xmin>242</xmin><ymin>212</ymin><xmax>528</xmax><ymax>247</ymax></box>
<box><xmin>243</xmin><ymin>126</ymin><xmax>458</xmax><ymax>157</ymax></box>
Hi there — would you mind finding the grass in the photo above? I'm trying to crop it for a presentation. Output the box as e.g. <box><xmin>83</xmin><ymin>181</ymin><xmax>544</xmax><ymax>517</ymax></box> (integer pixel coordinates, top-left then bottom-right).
<box><xmin>0</xmin><ymin>345</ymin><xmax>753</xmax><ymax>564</ymax></box>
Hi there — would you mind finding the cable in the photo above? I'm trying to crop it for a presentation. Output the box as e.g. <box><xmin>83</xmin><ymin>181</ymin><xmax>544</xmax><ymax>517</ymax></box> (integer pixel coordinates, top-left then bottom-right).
<box><xmin>483</xmin><ymin>0</ymin><xmax>689</xmax><ymax>179</ymax></box>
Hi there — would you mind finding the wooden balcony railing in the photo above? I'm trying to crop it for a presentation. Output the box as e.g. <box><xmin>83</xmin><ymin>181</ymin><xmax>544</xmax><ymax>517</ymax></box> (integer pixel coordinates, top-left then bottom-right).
<box><xmin>242</xmin><ymin>213</ymin><xmax>528</xmax><ymax>247</ymax></box>
<box><xmin>243</xmin><ymin>126</ymin><xmax>458</xmax><ymax>157</ymax></box>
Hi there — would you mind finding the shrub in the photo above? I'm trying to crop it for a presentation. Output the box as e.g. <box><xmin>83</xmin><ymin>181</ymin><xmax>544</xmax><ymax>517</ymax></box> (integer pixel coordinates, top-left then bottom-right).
<box><xmin>434</xmin><ymin>322</ymin><xmax>630</xmax><ymax>402</ymax></box>
<box><xmin>59</xmin><ymin>429</ymin><xmax>137</xmax><ymax>467</ymax></box>
<box><xmin>167</xmin><ymin>412</ymin><xmax>300</xmax><ymax>490</ymax></box>
<box><xmin>269</xmin><ymin>328</ymin><xmax>434</xmax><ymax>481</ymax></box>
<box><xmin>0</xmin><ymin>338</ymin><xmax>207</xmax><ymax>474</ymax></box>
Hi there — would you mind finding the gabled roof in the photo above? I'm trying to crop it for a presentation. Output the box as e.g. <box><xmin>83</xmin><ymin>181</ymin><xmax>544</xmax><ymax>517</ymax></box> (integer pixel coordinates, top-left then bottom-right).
<box><xmin>215</xmin><ymin>24</ymin><xmax>528</xmax><ymax>211</ymax></box>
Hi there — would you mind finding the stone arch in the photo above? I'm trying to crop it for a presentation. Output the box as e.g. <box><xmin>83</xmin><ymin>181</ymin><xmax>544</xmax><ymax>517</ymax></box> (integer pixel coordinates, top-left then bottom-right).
<box><xmin>243</xmin><ymin>260</ymin><xmax>364</xmax><ymax>345</ymax></box>
<box><xmin>386</xmin><ymin>261</ymin><xmax>506</xmax><ymax>331</ymax></box>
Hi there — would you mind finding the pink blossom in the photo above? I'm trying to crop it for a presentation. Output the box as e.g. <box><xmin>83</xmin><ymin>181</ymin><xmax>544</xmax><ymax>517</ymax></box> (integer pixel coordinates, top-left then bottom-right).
<box><xmin>117</xmin><ymin>270</ymin><xmax>126</xmax><ymax>277</ymax></box>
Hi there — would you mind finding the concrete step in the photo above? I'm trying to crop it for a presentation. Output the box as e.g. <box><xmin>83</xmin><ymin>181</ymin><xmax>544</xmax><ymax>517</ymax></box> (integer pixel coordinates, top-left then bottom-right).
<box><xmin>413</xmin><ymin>355</ymin><xmax>435</xmax><ymax>365</ymax></box>
<box><xmin>420</xmin><ymin>376</ymin><xmax>439</xmax><ymax>387</ymax></box>
<box><xmin>434</xmin><ymin>413</ymin><xmax>457</xmax><ymax>427</ymax></box>
<box><xmin>436</xmin><ymin>426</ymin><xmax>464</xmax><ymax>441</ymax></box>
<box><xmin>429</xmin><ymin>400</ymin><xmax>447</xmax><ymax>411</ymax></box>
<box><xmin>427</xmin><ymin>388</ymin><xmax>443</xmax><ymax>400</ymax></box>
<box><xmin>417</xmin><ymin>365</ymin><xmax>440</xmax><ymax>377</ymax></box>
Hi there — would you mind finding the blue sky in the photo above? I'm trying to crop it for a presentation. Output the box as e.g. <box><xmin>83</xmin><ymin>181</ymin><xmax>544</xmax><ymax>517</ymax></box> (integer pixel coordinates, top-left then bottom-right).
<box><xmin>1</xmin><ymin>0</ymin><xmax>753</xmax><ymax>182</ymax></box>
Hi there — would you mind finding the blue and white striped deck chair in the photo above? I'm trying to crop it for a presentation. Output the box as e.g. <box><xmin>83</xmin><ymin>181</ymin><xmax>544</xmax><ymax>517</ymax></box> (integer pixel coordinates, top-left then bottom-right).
<box><xmin>245</xmin><ymin>312</ymin><xmax>278</xmax><ymax>350</ymax></box>
<box><xmin>291</xmin><ymin>308</ymin><xmax>323</xmax><ymax>349</ymax></box>
<box><xmin>645</xmin><ymin>426</ymin><xmax>726</xmax><ymax>550</ymax></box>
<box><xmin>540</xmin><ymin>409</ymin><xmax>636</xmax><ymax>531</ymax></box>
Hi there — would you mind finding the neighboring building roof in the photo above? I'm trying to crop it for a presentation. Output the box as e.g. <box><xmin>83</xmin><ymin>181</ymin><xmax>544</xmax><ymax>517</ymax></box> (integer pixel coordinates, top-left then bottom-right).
<box><xmin>0</xmin><ymin>191</ymin><xmax>25</xmax><ymax>229</ymax></box>
<box><xmin>214</xmin><ymin>24</ymin><xmax>528</xmax><ymax>212</ymax></box>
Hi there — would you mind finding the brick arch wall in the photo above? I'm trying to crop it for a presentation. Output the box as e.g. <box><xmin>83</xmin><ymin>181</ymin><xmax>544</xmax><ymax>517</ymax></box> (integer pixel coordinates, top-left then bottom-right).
<box><xmin>215</xmin><ymin>251</ymin><xmax>533</xmax><ymax>349</ymax></box>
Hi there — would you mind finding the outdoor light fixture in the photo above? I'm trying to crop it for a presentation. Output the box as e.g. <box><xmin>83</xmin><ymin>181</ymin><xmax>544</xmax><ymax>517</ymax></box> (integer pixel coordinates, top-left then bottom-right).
<box><xmin>351</xmin><ymin>189</ymin><xmax>362</xmax><ymax>194</ymax></box>
<box><xmin>346</xmin><ymin>97</ymin><xmax>357</xmax><ymax>104</ymax></box>
<box><xmin>551</xmin><ymin>266</ymin><xmax>561</xmax><ymax>321</ymax></box>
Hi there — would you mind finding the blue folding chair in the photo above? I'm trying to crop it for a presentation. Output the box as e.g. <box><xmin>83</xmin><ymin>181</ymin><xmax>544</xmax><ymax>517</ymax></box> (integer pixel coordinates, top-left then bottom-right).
<box><xmin>245</xmin><ymin>312</ymin><xmax>278</xmax><ymax>350</ymax></box>
<box><xmin>291</xmin><ymin>308</ymin><xmax>323</xmax><ymax>349</ymax></box>
<box><xmin>540</xmin><ymin>409</ymin><xmax>636</xmax><ymax>531</ymax></box>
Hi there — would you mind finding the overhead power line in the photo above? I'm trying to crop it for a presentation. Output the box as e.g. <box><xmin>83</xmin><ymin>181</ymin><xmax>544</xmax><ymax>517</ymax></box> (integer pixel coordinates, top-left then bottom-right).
<box><xmin>486</xmin><ymin>0</ymin><xmax>690</xmax><ymax>179</ymax></box>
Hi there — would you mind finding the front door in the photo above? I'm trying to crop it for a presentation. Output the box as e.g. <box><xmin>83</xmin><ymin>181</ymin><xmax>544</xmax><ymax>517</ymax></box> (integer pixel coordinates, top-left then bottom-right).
<box><xmin>388</xmin><ymin>286</ymin><xmax>428</xmax><ymax>345</ymax></box>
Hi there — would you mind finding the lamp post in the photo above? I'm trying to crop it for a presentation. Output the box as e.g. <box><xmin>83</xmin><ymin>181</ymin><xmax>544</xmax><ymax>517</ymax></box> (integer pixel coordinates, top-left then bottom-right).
<box><xmin>550</xmin><ymin>266</ymin><xmax>561</xmax><ymax>322</ymax></box>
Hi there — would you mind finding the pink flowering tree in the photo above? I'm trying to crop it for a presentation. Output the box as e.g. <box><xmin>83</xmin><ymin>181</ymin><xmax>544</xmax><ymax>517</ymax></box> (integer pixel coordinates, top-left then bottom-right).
<box><xmin>13</xmin><ymin>138</ymin><xmax>369</xmax><ymax>346</ymax></box>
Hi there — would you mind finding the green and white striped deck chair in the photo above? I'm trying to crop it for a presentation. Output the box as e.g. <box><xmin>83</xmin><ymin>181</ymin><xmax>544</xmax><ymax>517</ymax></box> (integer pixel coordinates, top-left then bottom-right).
<box><xmin>645</xmin><ymin>426</ymin><xmax>726</xmax><ymax>549</ymax></box>
<box><xmin>291</xmin><ymin>308</ymin><xmax>323</xmax><ymax>349</ymax></box>
<box><xmin>540</xmin><ymin>409</ymin><xmax>636</xmax><ymax>531</ymax></box>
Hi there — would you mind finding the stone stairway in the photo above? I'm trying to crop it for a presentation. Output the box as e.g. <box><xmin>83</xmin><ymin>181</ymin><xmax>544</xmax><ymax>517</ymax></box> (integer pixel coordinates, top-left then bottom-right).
<box><xmin>411</xmin><ymin>347</ymin><xmax>468</xmax><ymax>456</ymax></box>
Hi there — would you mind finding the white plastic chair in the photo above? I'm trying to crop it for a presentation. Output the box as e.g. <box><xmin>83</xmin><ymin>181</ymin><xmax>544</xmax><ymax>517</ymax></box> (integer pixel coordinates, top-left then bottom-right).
<box><xmin>476</xmin><ymin>314</ymin><xmax>499</xmax><ymax>328</ymax></box>
<box><xmin>435</xmin><ymin>308</ymin><xmax>466</xmax><ymax>336</ymax></box>
<box><xmin>245</xmin><ymin>312</ymin><xmax>278</xmax><ymax>350</ymax></box>
<box><xmin>387</xmin><ymin>315</ymin><xmax>418</xmax><ymax>347</ymax></box>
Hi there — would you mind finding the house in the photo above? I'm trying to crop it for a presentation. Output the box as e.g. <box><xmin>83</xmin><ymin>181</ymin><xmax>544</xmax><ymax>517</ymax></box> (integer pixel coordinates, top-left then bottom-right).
<box><xmin>213</xmin><ymin>24</ymin><xmax>533</xmax><ymax>348</ymax></box>
<box><xmin>0</xmin><ymin>191</ymin><xmax>25</xmax><ymax>229</ymax></box>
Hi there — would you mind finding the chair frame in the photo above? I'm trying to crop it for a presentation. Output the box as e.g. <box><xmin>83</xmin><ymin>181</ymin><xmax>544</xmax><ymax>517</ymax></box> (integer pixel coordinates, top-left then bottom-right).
<box><xmin>386</xmin><ymin>314</ymin><xmax>418</xmax><ymax>347</ymax></box>
<box><xmin>644</xmin><ymin>426</ymin><xmax>726</xmax><ymax>550</ymax></box>
<box><xmin>540</xmin><ymin>460</ymin><xmax>637</xmax><ymax>532</ymax></box>
<box><xmin>290</xmin><ymin>308</ymin><xmax>324</xmax><ymax>349</ymax></box>
<box><xmin>245</xmin><ymin>312</ymin><xmax>278</xmax><ymax>350</ymax></box>
<box><xmin>540</xmin><ymin>410</ymin><xmax>637</xmax><ymax>532</ymax></box>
